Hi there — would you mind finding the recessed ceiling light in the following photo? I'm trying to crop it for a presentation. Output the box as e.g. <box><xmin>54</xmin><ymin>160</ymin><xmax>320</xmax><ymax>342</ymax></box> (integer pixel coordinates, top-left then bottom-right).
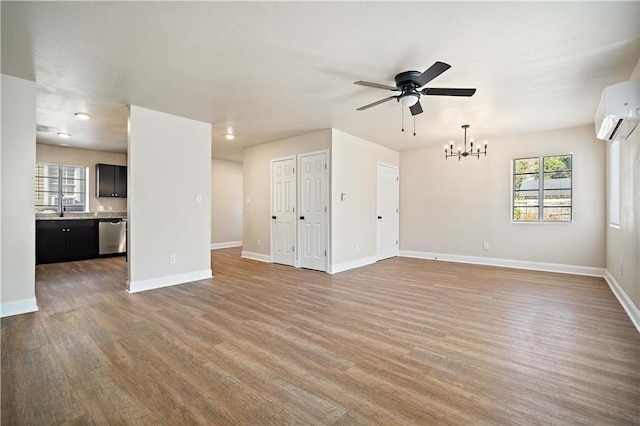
<box><xmin>74</xmin><ymin>112</ymin><xmax>90</xmax><ymax>120</ymax></box>
<box><xmin>225</xmin><ymin>133</ymin><xmax>235</xmax><ymax>140</ymax></box>
<box><xmin>57</xmin><ymin>132</ymin><xmax>71</xmax><ymax>138</ymax></box>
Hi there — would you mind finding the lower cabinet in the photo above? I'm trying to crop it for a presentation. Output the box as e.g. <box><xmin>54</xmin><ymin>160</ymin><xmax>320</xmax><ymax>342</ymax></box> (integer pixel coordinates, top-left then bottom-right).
<box><xmin>36</xmin><ymin>220</ymin><xmax>98</xmax><ymax>264</ymax></box>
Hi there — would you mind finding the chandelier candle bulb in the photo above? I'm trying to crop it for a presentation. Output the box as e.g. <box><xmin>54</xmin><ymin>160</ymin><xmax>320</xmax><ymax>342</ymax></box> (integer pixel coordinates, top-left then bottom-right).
<box><xmin>444</xmin><ymin>124</ymin><xmax>489</xmax><ymax>161</ymax></box>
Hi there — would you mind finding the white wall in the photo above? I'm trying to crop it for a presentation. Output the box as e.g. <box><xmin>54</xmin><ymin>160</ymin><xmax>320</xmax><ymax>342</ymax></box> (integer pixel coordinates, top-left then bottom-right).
<box><xmin>605</xmin><ymin>59</ymin><xmax>640</xmax><ymax>328</ymax></box>
<box><xmin>211</xmin><ymin>159</ymin><xmax>243</xmax><ymax>247</ymax></box>
<box><xmin>127</xmin><ymin>106</ymin><xmax>211</xmax><ymax>293</ymax></box>
<box><xmin>36</xmin><ymin>144</ymin><xmax>127</xmax><ymax>213</ymax></box>
<box><xmin>1</xmin><ymin>74</ymin><xmax>37</xmax><ymax>317</ymax></box>
<box><xmin>400</xmin><ymin>125</ymin><xmax>605</xmax><ymax>271</ymax></box>
<box><xmin>242</xmin><ymin>129</ymin><xmax>331</xmax><ymax>257</ymax></box>
<box><xmin>331</xmin><ymin>129</ymin><xmax>399</xmax><ymax>270</ymax></box>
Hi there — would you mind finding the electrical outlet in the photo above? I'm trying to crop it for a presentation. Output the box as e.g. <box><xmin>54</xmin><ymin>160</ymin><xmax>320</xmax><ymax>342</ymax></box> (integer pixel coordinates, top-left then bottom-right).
<box><xmin>257</xmin><ymin>239</ymin><xmax>261</xmax><ymax>247</ymax></box>
<box><xmin>196</xmin><ymin>194</ymin><xmax>202</xmax><ymax>203</ymax></box>
<box><xmin>483</xmin><ymin>242</ymin><xmax>489</xmax><ymax>250</ymax></box>
<box><xmin>170</xmin><ymin>254</ymin><xmax>176</xmax><ymax>264</ymax></box>
<box><xmin>620</xmin><ymin>262</ymin><xmax>624</xmax><ymax>276</ymax></box>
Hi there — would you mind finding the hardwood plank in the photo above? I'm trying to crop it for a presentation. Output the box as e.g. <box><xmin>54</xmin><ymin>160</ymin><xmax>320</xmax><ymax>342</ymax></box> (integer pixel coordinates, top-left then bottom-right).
<box><xmin>1</xmin><ymin>248</ymin><xmax>638</xmax><ymax>424</ymax></box>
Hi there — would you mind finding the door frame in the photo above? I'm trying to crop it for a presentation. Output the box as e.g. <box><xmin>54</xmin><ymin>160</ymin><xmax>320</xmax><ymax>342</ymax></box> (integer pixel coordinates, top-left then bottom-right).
<box><xmin>270</xmin><ymin>155</ymin><xmax>297</xmax><ymax>265</ymax></box>
<box><xmin>376</xmin><ymin>161</ymin><xmax>399</xmax><ymax>261</ymax></box>
<box><xmin>297</xmin><ymin>149</ymin><xmax>330</xmax><ymax>272</ymax></box>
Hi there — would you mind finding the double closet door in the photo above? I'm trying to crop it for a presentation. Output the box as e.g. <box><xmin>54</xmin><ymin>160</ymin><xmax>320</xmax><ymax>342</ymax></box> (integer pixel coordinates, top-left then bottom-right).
<box><xmin>271</xmin><ymin>151</ymin><xmax>328</xmax><ymax>272</ymax></box>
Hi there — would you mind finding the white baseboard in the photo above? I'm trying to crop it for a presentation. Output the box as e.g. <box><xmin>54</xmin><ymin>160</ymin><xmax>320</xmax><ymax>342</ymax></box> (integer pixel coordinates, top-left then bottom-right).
<box><xmin>399</xmin><ymin>250</ymin><xmax>605</xmax><ymax>277</ymax></box>
<box><xmin>211</xmin><ymin>241</ymin><xmax>243</xmax><ymax>250</ymax></box>
<box><xmin>241</xmin><ymin>251</ymin><xmax>271</xmax><ymax>263</ymax></box>
<box><xmin>329</xmin><ymin>255</ymin><xmax>378</xmax><ymax>274</ymax></box>
<box><xmin>1</xmin><ymin>297</ymin><xmax>38</xmax><ymax>318</ymax></box>
<box><xmin>604</xmin><ymin>270</ymin><xmax>640</xmax><ymax>333</ymax></box>
<box><xmin>127</xmin><ymin>269</ymin><xmax>212</xmax><ymax>294</ymax></box>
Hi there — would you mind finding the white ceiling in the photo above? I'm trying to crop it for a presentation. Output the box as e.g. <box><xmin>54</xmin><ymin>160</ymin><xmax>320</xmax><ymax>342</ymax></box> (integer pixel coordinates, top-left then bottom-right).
<box><xmin>2</xmin><ymin>2</ymin><xmax>638</xmax><ymax>162</ymax></box>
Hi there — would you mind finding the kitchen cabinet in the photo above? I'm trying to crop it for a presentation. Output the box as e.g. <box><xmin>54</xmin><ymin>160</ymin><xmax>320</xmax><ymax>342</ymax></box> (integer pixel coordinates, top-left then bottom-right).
<box><xmin>36</xmin><ymin>220</ymin><xmax>98</xmax><ymax>264</ymax></box>
<box><xmin>96</xmin><ymin>163</ymin><xmax>127</xmax><ymax>198</ymax></box>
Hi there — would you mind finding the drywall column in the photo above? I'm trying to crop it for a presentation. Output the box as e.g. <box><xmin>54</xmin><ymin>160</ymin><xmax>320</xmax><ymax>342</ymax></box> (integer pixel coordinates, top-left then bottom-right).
<box><xmin>1</xmin><ymin>75</ymin><xmax>37</xmax><ymax>317</ymax></box>
<box><xmin>211</xmin><ymin>159</ymin><xmax>243</xmax><ymax>249</ymax></box>
<box><xmin>127</xmin><ymin>106</ymin><xmax>212</xmax><ymax>293</ymax></box>
<box><xmin>330</xmin><ymin>129</ymin><xmax>399</xmax><ymax>273</ymax></box>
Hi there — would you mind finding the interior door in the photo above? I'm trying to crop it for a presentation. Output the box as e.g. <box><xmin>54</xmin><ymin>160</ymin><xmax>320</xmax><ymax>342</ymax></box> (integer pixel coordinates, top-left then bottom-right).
<box><xmin>377</xmin><ymin>163</ymin><xmax>399</xmax><ymax>261</ymax></box>
<box><xmin>271</xmin><ymin>158</ymin><xmax>296</xmax><ymax>266</ymax></box>
<box><xmin>298</xmin><ymin>152</ymin><xmax>328</xmax><ymax>271</ymax></box>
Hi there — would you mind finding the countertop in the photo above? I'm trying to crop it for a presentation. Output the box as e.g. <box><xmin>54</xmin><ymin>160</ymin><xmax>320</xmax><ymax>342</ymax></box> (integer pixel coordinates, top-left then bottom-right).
<box><xmin>36</xmin><ymin>212</ymin><xmax>127</xmax><ymax>221</ymax></box>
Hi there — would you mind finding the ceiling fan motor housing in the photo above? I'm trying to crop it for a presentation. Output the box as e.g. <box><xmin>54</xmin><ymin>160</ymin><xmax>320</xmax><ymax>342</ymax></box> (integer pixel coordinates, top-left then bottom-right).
<box><xmin>395</xmin><ymin>71</ymin><xmax>423</xmax><ymax>89</ymax></box>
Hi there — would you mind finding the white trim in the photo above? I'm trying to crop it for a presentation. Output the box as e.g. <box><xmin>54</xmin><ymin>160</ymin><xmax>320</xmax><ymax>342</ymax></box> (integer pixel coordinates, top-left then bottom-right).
<box><xmin>210</xmin><ymin>241</ymin><xmax>242</xmax><ymax>250</ymax></box>
<box><xmin>329</xmin><ymin>255</ymin><xmax>378</xmax><ymax>274</ymax></box>
<box><xmin>126</xmin><ymin>269</ymin><xmax>212</xmax><ymax>294</ymax></box>
<box><xmin>399</xmin><ymin>250</ymin><xmax>605</xmax><ymax>277</ymax></box>
<box><xmin>604</xmin><ymin>270</ymin><xmax>640</xmax><ymax>333</ymax></box>
<box><xmin>0</xmin><ymin>297</ymin><xmax>38</xmax><ymax>318</ymax></box>
<box><xmin>241</xmin><ymin>251</ymin><xmax>272</xmax><ymax>263</ymax></box>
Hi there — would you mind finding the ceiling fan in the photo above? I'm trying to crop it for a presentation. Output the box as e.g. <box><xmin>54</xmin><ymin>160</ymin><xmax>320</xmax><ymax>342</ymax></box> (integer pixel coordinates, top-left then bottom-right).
<box><xmin>354</xmin><ymin>61</ymin><xmax>476</xmax><ymax>116</ymax></box>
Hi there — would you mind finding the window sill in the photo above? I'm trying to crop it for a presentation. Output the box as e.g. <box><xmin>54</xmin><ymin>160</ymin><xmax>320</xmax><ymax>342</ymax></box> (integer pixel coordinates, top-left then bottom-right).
<box><xmin>511</xmin><ymin>221</ymin><xmax>573</xmax><ymax>225</ymax></box>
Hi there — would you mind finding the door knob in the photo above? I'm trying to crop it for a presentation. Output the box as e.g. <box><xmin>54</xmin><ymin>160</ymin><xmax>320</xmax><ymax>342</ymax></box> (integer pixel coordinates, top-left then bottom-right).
<box><xmin>299</xmin><ymin>216</ymin><xmax>305</xmax><ymax>220</ymax></box>
<box><xmin>378</xmin><ymin>216</ymin><xmax>382</xmax><ymax>219</ymax></box>
<box><xmin>272</xmin><ymin>216</ymin><xmax>276</xmax><ymax>219</ymax></box>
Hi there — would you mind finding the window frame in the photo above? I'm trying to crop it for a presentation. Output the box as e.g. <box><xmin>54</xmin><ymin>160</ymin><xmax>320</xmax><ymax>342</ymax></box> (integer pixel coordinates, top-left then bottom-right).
<box><xmin>511</xmin><ymin>154</ymin><xmax>573</xmax><ymax>224</ymax></box>
<box><xmin>35</xmin><ymin>163</ymin><xmax>89</xmax><ymax>213</ymax></box>
<box><xmin>608</xmin><ymin>140</ymin><xmax>620</xmax><ymax>228</ymax></box>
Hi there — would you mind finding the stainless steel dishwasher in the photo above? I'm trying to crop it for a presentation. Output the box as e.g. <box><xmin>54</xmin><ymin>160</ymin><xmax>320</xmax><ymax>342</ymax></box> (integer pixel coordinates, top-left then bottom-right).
<box><xmin>98</xmin><ymin>219</ymin><xmax>127</xmax><ymax>255</ymax></box>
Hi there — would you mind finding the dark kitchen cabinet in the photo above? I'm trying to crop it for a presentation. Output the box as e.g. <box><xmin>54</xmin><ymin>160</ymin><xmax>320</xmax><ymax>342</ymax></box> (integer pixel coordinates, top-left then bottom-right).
<box><xmin>96</xmin><ymin>163</ymin><xmax>127</xmax><ymax>198</ymax></box>
<box><xmin>36</xmin><ymin>220</ymin><xmax>98</xmax><ymax>264</ymax></box>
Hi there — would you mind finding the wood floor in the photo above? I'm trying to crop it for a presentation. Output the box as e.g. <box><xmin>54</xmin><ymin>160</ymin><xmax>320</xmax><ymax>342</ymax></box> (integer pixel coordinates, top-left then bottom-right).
<box><xmin>2</xmin><ymin>248</ymin><xmax>639</xmax><ymax>425</ymax></box>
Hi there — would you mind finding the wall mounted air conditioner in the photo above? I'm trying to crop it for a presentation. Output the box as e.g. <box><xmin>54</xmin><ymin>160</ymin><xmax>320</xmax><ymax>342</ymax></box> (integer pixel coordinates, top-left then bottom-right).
<box><xmin>595</xmin><ymin>79</ymin><xmax>640</xmax><ymax>141</ymax></box>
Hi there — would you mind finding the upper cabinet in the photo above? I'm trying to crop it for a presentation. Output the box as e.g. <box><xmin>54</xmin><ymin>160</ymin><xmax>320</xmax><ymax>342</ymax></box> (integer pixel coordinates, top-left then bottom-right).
<box><xmin>96</xmin><ymin>163</ymin><xmax>127</xmax><ymax>198</ymax></box>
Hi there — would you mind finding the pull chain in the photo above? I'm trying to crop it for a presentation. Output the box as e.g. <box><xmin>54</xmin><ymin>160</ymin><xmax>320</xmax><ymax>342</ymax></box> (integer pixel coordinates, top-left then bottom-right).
<box><xmin>413</xmin><ymin>115</ymin><xmax>416</xmax><ymax>136</ymax></box>
<box><xmin>401</xmin><ymin>105</ymin><xmax>404</xmax><ymax>132</ymax></box>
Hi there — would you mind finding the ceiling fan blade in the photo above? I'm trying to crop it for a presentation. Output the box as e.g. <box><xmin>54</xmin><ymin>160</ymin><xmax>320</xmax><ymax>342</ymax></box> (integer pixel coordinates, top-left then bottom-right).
<box><xmin>421</xmin><ymin>87</ymin><xmax>476</xmax><ymax>97</ymax></box>
<box><xmin>409</xmin><ymin>100</ymin><xmax>423</xmax><ymax>116</ymax></box>
<box><xmin>414</xmin><ymin>61</ymin><xmax>451</xmax><ymax>87</ymax></box>
<box><xmin>356</xmin><ymin>96</ymin><xmax>397</xmax><ymax>111</ymax></box>
<box><xmin>354</xmin><ymin>81</ymin><xmax>399</xmax><ymax>91</ymax></box>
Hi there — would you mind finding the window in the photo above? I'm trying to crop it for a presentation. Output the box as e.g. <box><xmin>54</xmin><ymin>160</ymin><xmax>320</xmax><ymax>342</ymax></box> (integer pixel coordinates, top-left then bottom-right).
<box><xmin>35</xmin><ymin>163</ymin><xmax>88</xmax><ymax>213</ymax></box>
<box><xmin>512</xmin><ymin>154</ymin><xmax>572</xmax><ymax>222</ymax></box>
<box><xmin>609</xmin><ymin>140</ymin><xmax>620</xmax><ymax>226</ymax></box>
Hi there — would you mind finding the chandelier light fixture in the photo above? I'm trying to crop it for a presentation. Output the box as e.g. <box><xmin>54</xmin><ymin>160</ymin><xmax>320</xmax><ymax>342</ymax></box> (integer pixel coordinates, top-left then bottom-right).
<box><xmin>445</xmin><ymin>124</ymin><xmax>488</xmax><ymax>160</ymax></box>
